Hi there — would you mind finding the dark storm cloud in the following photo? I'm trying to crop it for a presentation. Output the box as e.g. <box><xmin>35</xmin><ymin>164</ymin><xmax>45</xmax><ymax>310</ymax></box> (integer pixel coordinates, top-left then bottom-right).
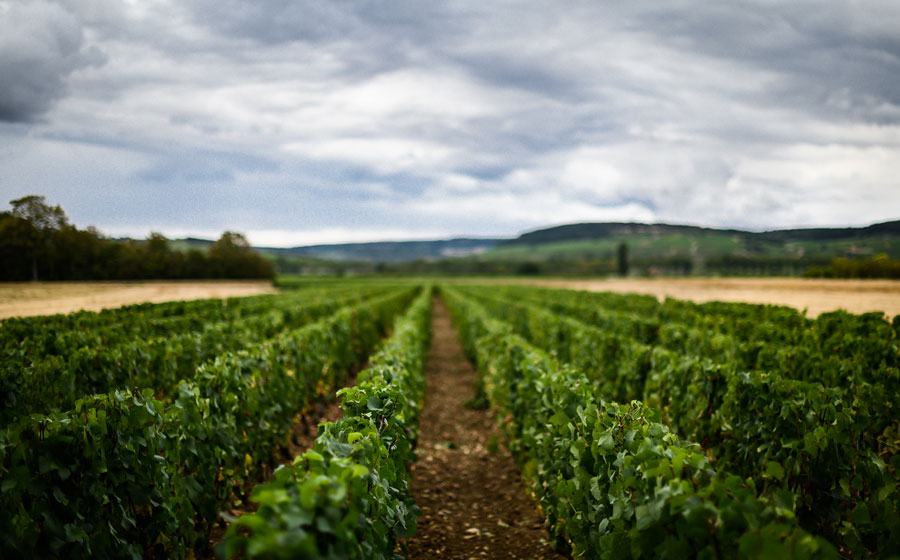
<box><xmin>187</xmin><ymin>0</ymin><xmax>474</xmax><ymax>50</ymax></box>
<box><xmin>187</xmin><ymin>0</ymin><xmax>362</xmax><ymax>45</ymax></box>
<box><xmin>635</xmin><ymin>2</ymin><xmax>900</xmax><ymax>125</ymax></box>
<box><xmin>135</xmin><ymin>151</ymin><xmax>279</xmax><ymax>185</ymax></box>
<box><xmin>0</xmin><ymin>1</ymin><xmax>105</xmax><ymax>122</ymax></box>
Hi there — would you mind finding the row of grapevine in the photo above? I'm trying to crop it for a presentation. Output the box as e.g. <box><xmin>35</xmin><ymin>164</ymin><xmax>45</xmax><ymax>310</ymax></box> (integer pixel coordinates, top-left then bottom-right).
<box><xmin>0</xmin><ymin>286</ymin><xmax>398</xmax><ymax>423</ymax></box>
<box><xmin>0</xmin><ymin>287</ymin><xmax>418</xmax><ymax>559</ymax></box>
<box><xmin>0</xmin><ymin>292</ymin><xmax>281</xmax><ymax>350</ymax></box>
<box><xmin>222</xmin><ymin>286</ymin><xmax>433</xmax><ymax>559</ymax></box>
<box><xmin>1</xmin><ymin>284</ymin><xmax>383</xmax><ymax>356</ymax></box>
<box><xmin>454</xmin><ymin>285</ymin><xmax>899</xmax><ymax>558</ymax></box>
<box><xmin>442</xmin><ymin>286</ymin><xmax>838</xmax><ymax>559</ymax></box>
<box><xmin>466</xmin><ymin>286</ymin><xmax>900</xmax><ymax>441</ymax></box>
<box><xmin>464</xmin><ymin>285</ymin><xmax>899</xmax><ymax>421</ymax></box>
<box><xmin>493</xmin><ymin>284</ymin><xmax>900</xmax><ymax>379</ymax></box>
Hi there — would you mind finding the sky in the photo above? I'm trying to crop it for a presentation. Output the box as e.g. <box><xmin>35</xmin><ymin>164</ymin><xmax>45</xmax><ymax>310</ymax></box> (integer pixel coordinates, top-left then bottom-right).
<box><xmin>1</xmin><ymin>0</ymin><xmax>899</xmax><ymax>247</ymax></box>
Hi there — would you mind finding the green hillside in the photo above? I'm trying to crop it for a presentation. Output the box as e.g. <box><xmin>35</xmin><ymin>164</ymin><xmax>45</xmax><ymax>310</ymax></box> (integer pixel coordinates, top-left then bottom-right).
<box><xmin>477</xmin><ymin>221</ymin><xmax>900</xmax><ymax>276</ymax></box>
<box><xmin>494</xmin><ymin>221</ymin><xmax>900</xmax><ymax>257</ymax></box>
<box><xmin>169</xmin><ymin>220</ymin><xmax>900</xmax><ymax>277</ymax></box>
<box><xmin>271</xmin><ymin>238</ymin><xmax>499</xmax><ymax>263</ymax></box>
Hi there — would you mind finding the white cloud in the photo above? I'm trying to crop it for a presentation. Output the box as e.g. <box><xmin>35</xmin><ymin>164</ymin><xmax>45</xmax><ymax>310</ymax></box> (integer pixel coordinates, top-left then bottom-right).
<box><xmin>284</xmin><ymin>136</ymin><xmax>458</xmax><ymax>175</ymax></box>
<box><xmin>725</xmin><ymin>143</ymin><xmax>900</xmax><ymax>227</ymax></box>
<box><xmin>403</xmin><ymin>188</ymin><xmax>657</xmax><ymax>231</ymax></box>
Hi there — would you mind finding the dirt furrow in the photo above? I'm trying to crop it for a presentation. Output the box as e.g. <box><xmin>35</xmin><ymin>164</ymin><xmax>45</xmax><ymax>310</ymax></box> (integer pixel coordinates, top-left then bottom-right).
<box><xmin>404</xmin><ymin>298</ymin><xmax>566</xmax><ymax>560</ymax></box>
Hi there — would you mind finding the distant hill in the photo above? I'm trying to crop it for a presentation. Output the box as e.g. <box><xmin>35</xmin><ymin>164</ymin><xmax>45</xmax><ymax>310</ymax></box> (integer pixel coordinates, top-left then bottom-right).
<box><xmin>502</xmin><ymin>223</ymin><xmax>744</xmax><ymax>246</ymax></box>
<box><xmin>484</xmin><ymin>220</ymin><xmax>900</xmax><ymax>276</ymax></box>
<box><xmin>168</xmin><ymin>220</ymin><xmax>900</xmax><ymax>276</ymax></box>
<box><xmin>501</xmin><ymin>221</ymin><xmax>900</xmax><ymax>248</ymax></box>
<box><xmin>265</xmin><ymin>238</ymin><xmax>501</xmax><ymax>263</ymax></box>
<box><xmin>168</xmin><ymin>237</ymin><xmax>214</xmax><ymax>252</ymax></box>
<box><xmin>166</xmin><ymin>237</ymin><xmax>500</xmax><ymax>263</ymax></box>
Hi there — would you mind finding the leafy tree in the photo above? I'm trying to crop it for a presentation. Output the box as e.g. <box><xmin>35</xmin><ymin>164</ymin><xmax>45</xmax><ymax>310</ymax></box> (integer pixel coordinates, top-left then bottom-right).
<box><xmin>211</xmin><ymin>231</ymin><xmax>250</xmax><ymax>254</ymax></box>
<box><xmin>805</xmin><ymin>253</ymin><xmax>900</xmax><ymax>279</ymax></box>
<box><xmin>0</xmin><ymin>197</ymin><xmax>271</xmax><ymax>281</ymax></box>
<box><xmin>209</xmin><ymin>231</ymin><xmax>275</xmax><ymax>279</ymax></box>
<box><xmin>183</xmin><ymin>249</ymin><xmax>208</xmax><ymax>279</ymax></box>
<box><xmin>10</xmin><ymin>195</ymin><xmax>68</xmax><ymax>232</ymax></box>
<box><xmin>143</xmin><ymin>232</ymin><xmax>173</xmax><ymax>279</ymax></box>
<box><xmin>8</xmin><ymin>195</ymin><xmax>68</xmax><ymax>280</ymax></box>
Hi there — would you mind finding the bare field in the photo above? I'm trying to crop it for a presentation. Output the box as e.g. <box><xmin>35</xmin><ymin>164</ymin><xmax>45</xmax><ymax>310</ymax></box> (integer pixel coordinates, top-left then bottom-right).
<box><xmin>534</xmin><ymin>277</ymin><xmax>900</xmax><ymax>318</ymax></box>
<box><xmin>0</xmin><ymin>281</ymin><xmax>278</xmax><ymax>319</ymax></box>
<box><xmin>3</xmin><ymin>278</ymin><xmax>898</xmax><ymax>321</ymax></box>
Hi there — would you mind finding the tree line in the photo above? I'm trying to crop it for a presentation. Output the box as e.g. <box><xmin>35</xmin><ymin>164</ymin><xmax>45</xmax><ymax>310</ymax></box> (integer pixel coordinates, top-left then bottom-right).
<box><xmin>804</xmin><ymin>254</ymin><xmax>900</xmax><ymax>279</ymax></box>
<box><xmin>0</xmin><ymin>195</ymin><xmax>274</xmax><ymax>281</ymax></box>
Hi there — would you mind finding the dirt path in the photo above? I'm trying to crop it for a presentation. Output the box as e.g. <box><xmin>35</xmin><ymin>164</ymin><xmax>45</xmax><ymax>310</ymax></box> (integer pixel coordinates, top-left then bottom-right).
<box><xmin>404</xmin><ymin>299</ymin><xmax>566</xmax><ymax>560</ymax></box>
<box><xmin>0</xmin><ymin>280</ymin><xmax>277</xmax><ymax>319</ymax></box>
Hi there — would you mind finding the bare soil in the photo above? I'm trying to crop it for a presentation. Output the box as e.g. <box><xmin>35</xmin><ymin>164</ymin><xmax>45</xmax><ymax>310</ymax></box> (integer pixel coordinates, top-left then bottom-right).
<box><xmin>532</xmin><ymin>277</ymin><xmax>900</xmax><ymax>318</ymax></box>
<box><xmin>404</xmin><ymin>298</ymin><xmax>566</xmax><ymax>560</ymax></box>
<box><xmin>4</xmin><ymin>278</ymin><xmax>897</xmax><ymax>321</ymax></box>
<box><xmin>0</xmin><ymin>280</ymin><xmax>277</xmax><ymax>319</ymax></box>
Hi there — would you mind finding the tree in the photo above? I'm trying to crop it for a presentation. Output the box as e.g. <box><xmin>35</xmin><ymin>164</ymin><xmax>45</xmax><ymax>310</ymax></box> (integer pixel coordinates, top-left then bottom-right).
<box><xmin>0</xmin><ymin>197</ymin><xmax>275</xmax><ymax>281</ymax></box>
<box><xmin>9</xmin><ymin>195</ymin><xmax>69</xmax><ymax>280</ymax></box>
<box><xmin>143</xmin><ymin>232</ymin><xmax>172</xmax><ymax>278</ymax></box>
<box><xmin>208</xmin><ymin>231</ymin><xmax>275</xmax><ymax>278</ymax></box>
<box><xmin>617</xmin><ymin>242</ymin><xmax>629</xmax><ymax>277</ymax></box>
<box><xmin>211</xmin><ymin>231</ymin><xmax>251</xmax><ymax>253</ymax></box>
<box><xmin>11</xmin><ymin>195</ymin><xmax>68</xmax><ymax>231</ymax></box>
<box><xmin>0</xmin><ymin>211</ymin><xmax>35</xmax><ymax>280</ymax></box>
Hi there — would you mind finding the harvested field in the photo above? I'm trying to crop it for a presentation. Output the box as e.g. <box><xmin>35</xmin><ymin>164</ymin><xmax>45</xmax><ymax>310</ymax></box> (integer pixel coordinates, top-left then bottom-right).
<box><xmin>0</xmin><ymin>280</ymin><xmax>277</xmax><ymax>319</ymax></box>
<box><xmin>3</xmin><ymin>277</ymin><xmax>898</xmax><ymax>321</ymax></box>
<box><xmin>533</xmin><ymin>277</ymin><xmax>900</xmax><ymax>318</ymax></box>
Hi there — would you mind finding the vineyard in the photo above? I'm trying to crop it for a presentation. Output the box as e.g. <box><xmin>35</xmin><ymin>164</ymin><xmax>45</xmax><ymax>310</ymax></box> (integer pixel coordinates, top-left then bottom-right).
<box><xmin>1</xmin><ymin>281</ymin><xmax>898</xmax><ymax>558</ymax></box>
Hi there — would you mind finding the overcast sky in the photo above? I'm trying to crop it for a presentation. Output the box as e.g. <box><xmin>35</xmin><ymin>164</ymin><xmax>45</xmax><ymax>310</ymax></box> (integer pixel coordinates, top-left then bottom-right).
<box><xmin>1</xmin><ymin>0</ymin><xmax>899</xmax><ymax>246</ymax></box>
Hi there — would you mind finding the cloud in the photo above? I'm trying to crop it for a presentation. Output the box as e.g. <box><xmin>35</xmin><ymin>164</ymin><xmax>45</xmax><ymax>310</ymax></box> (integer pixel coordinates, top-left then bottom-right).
<box><xmin>1</xmin><ymin>1</ymin><xmax>898</xmax><ymax>244</ymax></box>
<box><xmin>634</xmin><ymin>2</ymin><xmax>900</xmax><ymax>125</ymax></box>
<box><xmin>134</xmin><ymin>150</ymin><xmax>279</xmax><ymax>184</ymax></box>
<box><xmin>722</xmin><ymin>143</ymin><xmax>900</xmax><ymax>227</ymax></box>
<box><xmin>0</xmin><ymin>1</ymin><xmax>105</xmax><ymax>122</ymax></box>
